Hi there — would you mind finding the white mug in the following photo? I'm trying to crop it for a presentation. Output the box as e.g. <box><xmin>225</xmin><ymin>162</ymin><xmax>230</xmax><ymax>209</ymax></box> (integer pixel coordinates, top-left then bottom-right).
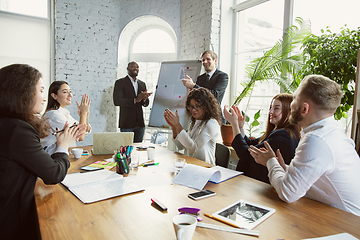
<box><xmin>172</xmin><ymin>215</ymin><xmax>197</xmax><ymax>240</ymax></box>
<box><xmin>70</xmin><ymin>148</ymin><xmax>83</xmax><ymax>159</ymax></box>
<box><xmin>147</xmin><ymin>148</ymin><xmax>155</xmax><ymax>161</ymax></box>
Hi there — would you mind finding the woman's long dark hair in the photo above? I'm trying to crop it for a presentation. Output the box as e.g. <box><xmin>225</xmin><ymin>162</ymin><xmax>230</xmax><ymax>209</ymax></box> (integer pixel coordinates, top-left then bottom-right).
<box><xmin>0</xmin><ymin>64</ymin><xmax>50</xmax><ymax>138</ymax></box>
<box><xmin>45</xmin><ymin>81</ymin><xmax>68</xmax><ymax>111</ymax></box>
<box><xmin>185</xmin><ymin>88</ymin><xmax>221</xmax><ymax>130</ymax></box>
<box><xmin>259</xmin><ymin>93</ymin><xmax>300</xmax><ymax>143</ymax></box>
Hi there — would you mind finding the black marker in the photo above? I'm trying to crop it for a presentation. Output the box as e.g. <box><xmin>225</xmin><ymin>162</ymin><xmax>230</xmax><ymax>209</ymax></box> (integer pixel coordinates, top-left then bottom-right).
<box><xmin>52</xmin><ymin>124</ymin><xmax>78</xmax><ymax>135</ymax></box>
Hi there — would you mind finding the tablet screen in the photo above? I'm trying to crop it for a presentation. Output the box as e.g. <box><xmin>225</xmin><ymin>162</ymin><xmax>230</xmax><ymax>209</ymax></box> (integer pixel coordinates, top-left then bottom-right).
<box><xmin>213</xmin><ymin>200</ymin><xmax>275</xmax><ymax>229</ymax></box>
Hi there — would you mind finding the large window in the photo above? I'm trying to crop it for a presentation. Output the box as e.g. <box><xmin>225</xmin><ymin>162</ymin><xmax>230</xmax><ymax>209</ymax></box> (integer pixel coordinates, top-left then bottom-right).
<box><xmin>0</xmin><ymin>0</ymin><xmax>52</xmax><ymax>104</ymax></box>
<box><xmin>232</xmin><ymin>0</ymin><xmax>360</xmax><ymax>135</ymax></box>
<box><xmin>130</xmin><ymin>27</ymin><xmax>177</xmax><ymax>124</ymax></box>
<box><xmin>293</xmin><ymin>0</ymin><xmax>360</xmax><ymax>36</ymax></box>
<box><xmin>0</xmin><ymin>0</ymin><xmax>48</xmax><ymax>18</ymax></box>
<box><xmin>234</xmin><ymin>0</ymin><xmax>284</xmax><ymax>134</ymax></box>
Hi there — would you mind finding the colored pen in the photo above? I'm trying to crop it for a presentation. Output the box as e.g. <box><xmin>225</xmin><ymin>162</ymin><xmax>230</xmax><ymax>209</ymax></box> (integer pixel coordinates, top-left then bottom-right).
<box><xmin>143</xmin><ymin>162</ymin><xmax>159</xmax><ymax>167</ymax></box>
<box><xmin>183</xmin><ymin>69</ymin><xmax>185</xmax><ymax>79</ymax></box>
<box><xmin>204</xmin><ymin>213</ymin><xmax>240</xmax><ymax>228</ymax></box>
<box><xmin>52</xmin><ymin>124</ymin><xmax>78</xmax><ymax>135</ymax></box>
<box><xmin>151</xmin><ymin>198</ymin><xmax>167</xmax><ymax>211</ymax></box>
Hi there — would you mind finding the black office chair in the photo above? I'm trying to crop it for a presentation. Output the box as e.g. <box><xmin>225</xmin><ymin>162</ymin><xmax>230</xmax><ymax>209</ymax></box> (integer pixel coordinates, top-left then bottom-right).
<box><xmin>215</xmin><ymin>143</ymin><xmax>231</xmax><ymax>168</ymax></box>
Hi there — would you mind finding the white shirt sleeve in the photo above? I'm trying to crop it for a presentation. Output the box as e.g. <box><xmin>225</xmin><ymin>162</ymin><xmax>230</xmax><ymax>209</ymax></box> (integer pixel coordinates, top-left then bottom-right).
<box><xmin>45</xmin><ymin>110</ymin><xmax>77</xmax><ymax>132</ymax></box>
<box><xmin>267</xmin><ymin>133</ymin><xmax>333</xmax><ymax>203</ymax></box>
<box><xmin>42</xmin><ymin>109</ymin><xmax>78</xmax><ymax>155</ymax></box>
<box><xmin>54</xmin><ymin>146</ymin><xmax>69</xmax><ymax>155</ymax></box>
<box><xmin>175</xmin><ymin>119</ymin><xmax>218</xmax><ymax>155</ymax></box>
<box><xmin>172</xmin><ymin>134</ymin><xmax>185</xmax><ymax>151</ymax></box>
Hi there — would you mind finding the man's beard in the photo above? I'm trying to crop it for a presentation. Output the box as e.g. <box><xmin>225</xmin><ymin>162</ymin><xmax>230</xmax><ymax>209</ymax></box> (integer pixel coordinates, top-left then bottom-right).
<box><xmin>130</xmin><ymin>72</ymin><xmax>138</xmax><ymax>78</ymax></box>
<box><xmin>289</xmin><ymin>106</ymin><xmax>303</xmax><ymax>125</ymax></box>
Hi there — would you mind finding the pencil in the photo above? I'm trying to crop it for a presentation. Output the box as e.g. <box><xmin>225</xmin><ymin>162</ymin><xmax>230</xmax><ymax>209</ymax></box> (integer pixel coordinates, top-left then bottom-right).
<box><xmin>173</xmin><ymin>109</ymin><xmax>179</xmax><ymax>114</ymax></box>
<box><xmin>204</xmin><ymin>213</ymin><xmax>240</xmax><ymax>228</ymax></box>
<box><xmin>183</xmin><ymin>69</ymin><xmax>185</xmax><ymax>79</ymax></box>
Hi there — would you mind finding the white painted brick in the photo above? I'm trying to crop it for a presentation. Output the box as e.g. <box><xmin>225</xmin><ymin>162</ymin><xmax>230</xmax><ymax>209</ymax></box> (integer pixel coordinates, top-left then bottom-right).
<box><xmin>54</xmin><ymin>0</ymin><xmax>220</xmax><ymax>145</ymax></box>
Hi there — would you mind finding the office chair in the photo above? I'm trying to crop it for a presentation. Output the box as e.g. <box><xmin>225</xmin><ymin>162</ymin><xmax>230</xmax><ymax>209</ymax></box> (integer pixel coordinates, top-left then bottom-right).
<box><xmin>215</xmin><ymin>143</ymin><xmax>231</xmax><ymax>168</ymax></box>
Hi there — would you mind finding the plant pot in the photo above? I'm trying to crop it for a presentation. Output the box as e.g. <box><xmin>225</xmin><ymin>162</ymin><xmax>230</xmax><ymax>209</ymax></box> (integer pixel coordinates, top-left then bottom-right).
<box><xmin>220</xmin><ymin>124</ymin><xmax>233</xmax><ymax>146</ymax></box>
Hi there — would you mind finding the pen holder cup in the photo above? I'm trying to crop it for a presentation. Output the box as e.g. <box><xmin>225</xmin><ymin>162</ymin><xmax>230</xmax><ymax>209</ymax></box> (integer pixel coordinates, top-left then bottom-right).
<box><xmin>115</xmin><ymin>155</ymin><xmax>130</xmax><ymax>174</ymax></box>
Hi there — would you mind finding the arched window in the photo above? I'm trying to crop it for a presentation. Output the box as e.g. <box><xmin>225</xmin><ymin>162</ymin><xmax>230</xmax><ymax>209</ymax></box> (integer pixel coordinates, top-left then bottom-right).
<box><xmin>118</xmin><ymin>16</ymin><xmax>178</xmax><ymax>127</ymax></box>
<box><xmin>131</xmin><ymin>27</ymin><xmax>176</xmax><ymax>58</ymax></box>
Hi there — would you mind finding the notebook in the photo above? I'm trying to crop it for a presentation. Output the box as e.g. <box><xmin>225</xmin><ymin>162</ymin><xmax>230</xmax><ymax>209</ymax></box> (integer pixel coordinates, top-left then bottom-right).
<box><xmin>171</xmin><ymin>164</ymin><xmax>243</xmax><ymax>190</ymax></box>
<box><xmin>61</xmin><ymin>170</ymin><xmax>144</xmax><ymax>203</ymax></box>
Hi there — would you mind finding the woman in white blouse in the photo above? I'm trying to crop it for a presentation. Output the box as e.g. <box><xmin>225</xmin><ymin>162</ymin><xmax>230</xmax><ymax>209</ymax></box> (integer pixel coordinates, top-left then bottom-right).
<box><xmin>41</xmin><ymin>81</ymin><xmax>91</xmax><ymax>155</ymax></box>
<box><xmin>164</xmin><ymin>88</ymin><xmax>221</xmax><ymax>164</ymax></box>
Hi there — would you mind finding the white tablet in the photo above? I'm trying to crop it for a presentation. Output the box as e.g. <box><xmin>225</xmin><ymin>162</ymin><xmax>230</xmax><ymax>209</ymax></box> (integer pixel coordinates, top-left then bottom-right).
<box><xmin>212</xmin><ymin>200</ymin><xmax>275</xmax><ymax>230</ymax></box>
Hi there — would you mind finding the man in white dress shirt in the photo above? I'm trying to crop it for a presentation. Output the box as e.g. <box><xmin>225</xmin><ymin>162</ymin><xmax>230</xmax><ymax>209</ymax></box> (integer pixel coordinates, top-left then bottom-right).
<box><xmin>249</xmin><ymin>74</ymin><xmax>360</xmax><ymax>216</ymax></box>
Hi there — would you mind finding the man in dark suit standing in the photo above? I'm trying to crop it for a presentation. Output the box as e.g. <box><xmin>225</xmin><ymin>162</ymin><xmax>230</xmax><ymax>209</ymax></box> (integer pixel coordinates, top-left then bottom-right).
<box><xmin>113</xmin><ymin>61</ymin><xmax>152</xmax><ymax>142</ymax></box>
<box><xmin>182</xmin><ymin>50</ymin><xmax>228</xmax><ymax>123</ymax></box>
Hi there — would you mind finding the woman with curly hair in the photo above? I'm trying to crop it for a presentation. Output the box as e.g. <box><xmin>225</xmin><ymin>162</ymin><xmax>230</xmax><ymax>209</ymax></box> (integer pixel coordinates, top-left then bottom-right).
<box><xmin>164</xmin><ymin>88</ymin><xmax>221</xmax><ymax>164</ymax></box>
<box><xmin>0</xmin><ymin>64</ymin><xmax>85</xmax><ymax>240</ymax></box>
<box><xmin>223</xmin><ymin>93</ymin><xmax>300</xmax><ymax>183</ymax></box>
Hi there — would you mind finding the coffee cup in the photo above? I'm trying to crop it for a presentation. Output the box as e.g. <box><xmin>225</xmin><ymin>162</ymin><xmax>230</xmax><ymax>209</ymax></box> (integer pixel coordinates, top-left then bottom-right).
<box><xmin>70</xmin><ymin>148</ymin><xmax>83</xmax><ymax>159</ymax></box>
<box><xmin>172</xmin><ymin>214</ymin><xmax>197</xmax><ymax>240</ymax></box>
<box><xmin>147</xmin><ymin>148</ymin><xmax>155</xmax><ymax>161</ymax></box>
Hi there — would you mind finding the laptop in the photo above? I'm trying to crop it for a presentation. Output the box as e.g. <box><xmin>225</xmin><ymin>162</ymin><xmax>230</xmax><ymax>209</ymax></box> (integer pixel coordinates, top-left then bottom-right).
<box><xmin>92</xmin><ymin>132</ymin><xmax>134</xmax><ymax>155</ymax></box>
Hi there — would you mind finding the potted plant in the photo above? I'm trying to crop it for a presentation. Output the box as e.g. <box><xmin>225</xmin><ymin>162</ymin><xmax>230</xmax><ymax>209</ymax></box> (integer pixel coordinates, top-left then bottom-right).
<box><xmin>300</xmin><ymin>25</ymin><xmax>360</xmax><ymax>121</ymax></box>
<box><xmin>244</xmin><ymin>110</ymin><xmax>261</xmax><ymax>139</ymax></box>
<box><xmin>221</xmin><ymin>18</ymin><xmax>311</xmax><ymax>145</ymax></box>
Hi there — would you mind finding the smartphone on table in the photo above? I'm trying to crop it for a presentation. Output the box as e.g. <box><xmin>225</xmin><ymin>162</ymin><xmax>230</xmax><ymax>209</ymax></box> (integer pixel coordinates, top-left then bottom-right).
<box><xmin>188</xmin><ymin>190</ymin><xmax>216</xmax><ymax>200</ymax></box>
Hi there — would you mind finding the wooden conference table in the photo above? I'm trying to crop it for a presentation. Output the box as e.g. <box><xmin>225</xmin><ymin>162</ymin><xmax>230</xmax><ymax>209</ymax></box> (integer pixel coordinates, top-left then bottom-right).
<box><xmin>34</xmin><ymin>144</ymin><xmax>360</xmax><ymax>240</ymax></box>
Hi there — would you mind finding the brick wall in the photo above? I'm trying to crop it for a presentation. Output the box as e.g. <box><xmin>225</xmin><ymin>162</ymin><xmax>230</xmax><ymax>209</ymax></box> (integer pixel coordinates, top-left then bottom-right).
<box><xmin>55</xmin><ymin>0</ymin><xmax>122</xmax><ymax>146</ymax></box>
<box><xmin>179</xmin><ymin>0</ymin><xmax>221</xmax><ymax>60</ymax></box>
<box><xmin>54</xmin><ymin>0</ymin><xmax>221</xmax><ymax>146</ymax></box>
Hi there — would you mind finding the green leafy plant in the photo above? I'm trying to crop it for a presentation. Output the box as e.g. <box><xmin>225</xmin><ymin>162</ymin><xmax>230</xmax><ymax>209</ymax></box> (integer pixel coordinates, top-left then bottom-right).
<box><xmin>300</xmin><ymin>26</ymin><xmax>360</xmax><ymax>120</ymax></box>
<box><xmin>243</xmin><ymin>110</ymin><xmax>261</xmax><ymax>138</ymax></box>
<box><xmin>232</xmin><ymin>17</ymin><xmax>311</xmax><ymax>107</ymax></box>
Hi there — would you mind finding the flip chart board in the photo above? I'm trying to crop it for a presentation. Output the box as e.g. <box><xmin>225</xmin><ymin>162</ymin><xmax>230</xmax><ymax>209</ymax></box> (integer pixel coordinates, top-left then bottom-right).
<box><xmin>148</xmin><ymin>60</ymin><xmax>202</xmax><ymax>129</ymax></box>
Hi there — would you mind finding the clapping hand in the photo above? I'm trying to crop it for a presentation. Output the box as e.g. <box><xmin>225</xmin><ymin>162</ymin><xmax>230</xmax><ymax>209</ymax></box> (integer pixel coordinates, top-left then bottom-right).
<box><xmin>223</xmin><ymin>105</ymin><xmax>246</xmax><ymax>128</ymax></box>
<box><xmin>55</xmin><ymin>122</ymin><xmax>87</xmax><ymax>149</ymax></box>
<box><xmin>76</xmin><ymin>94</ymin><xmax>91</xmax><ymax>116</ymax></box>
<box><xmin>164</xmin><ymin>108</ymin><xmax>180</xmax><ymax>128</ymax></box>
<box><xmin>136</xmin><ymin>89</ymin><xmax>152</xmax><ymax>102</ymax></box>
<box><xmin>248</xmin><ymin>141</ymin><xmax>278</xmax><ymax>167</ymax></box>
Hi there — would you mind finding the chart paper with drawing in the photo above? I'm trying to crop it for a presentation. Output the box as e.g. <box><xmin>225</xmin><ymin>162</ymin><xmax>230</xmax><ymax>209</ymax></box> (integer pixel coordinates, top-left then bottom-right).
<box><xmin>178</xmin><ymin>67</ymin><xmax>198</xmax><ymax>81</ymax></box>
<box><xmin>148</xmin><ymin>60</ymin><xmax>202</xmax><ymax>128</ymax></box>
